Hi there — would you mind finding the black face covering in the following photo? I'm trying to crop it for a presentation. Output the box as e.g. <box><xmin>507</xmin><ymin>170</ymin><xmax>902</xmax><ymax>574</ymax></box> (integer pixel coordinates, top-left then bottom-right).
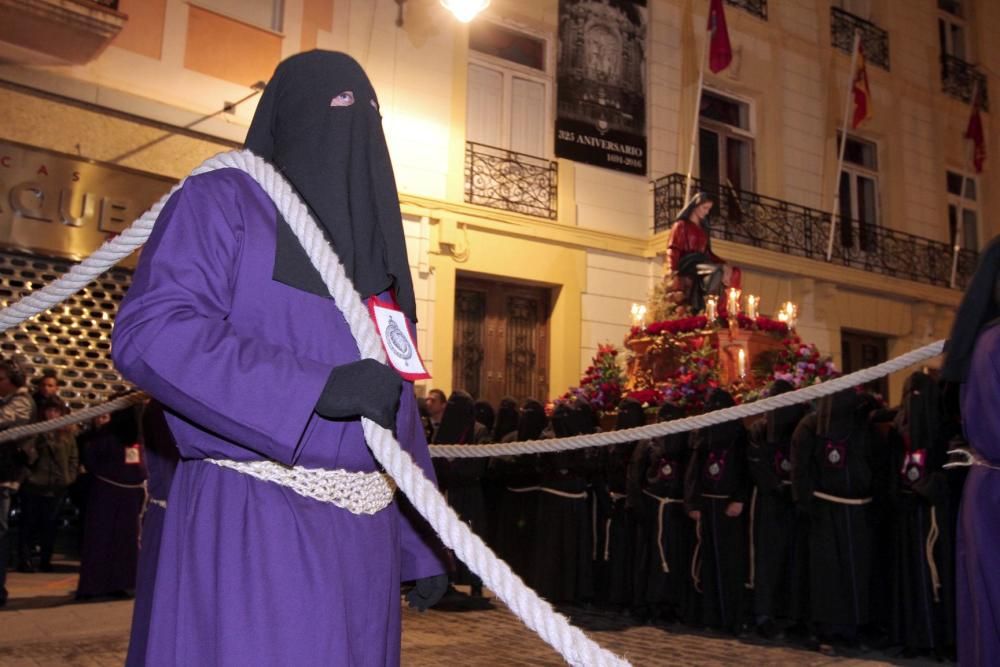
<box><xmin>702</xmin><ymin>388</ymin><xmax>739</xmax><ymax>449</ymax></box>
<box><xmin>245</xmin><ymin>50</ymin><xmax>417</xmax><ymax>323</ymax></box>
<box><xmin>896</xmin><ymin>371</ymin><xmax>941</xmax><ymax>454</ymax></box>
<box><xmin>434</xmin><ymin>391</ymin><xmax>475</xmax><ymax>444</ymax></box>
<box><xmin>615</xmin><ymin>399</ymin><xmax>646</xmax><ymax>430</ymax></box>
<box><xmin>816</xmin><ymin>388</ymin><xmax>862</xmax><ymax>438</ymax></box>
<box><xmin>942</xmin><ymin>236</ymin><xmax>1000</xmax><ymax>383</ymax></box>
<box><xmin>517</xmin><ymin>400</ymin><xmax>547</xmax><ymax>441</ymax></box>
<box><xmin>766</xmin><ymin>379</ymin><xmax>807</xmax><ymax>444</ymax></box>
<box><xmin>493</xmin><ymin>397</ymin><xmax>519</xmax><ymax>441</ymax></box>
<box><xmin>655</xmin><ymin>402</ymin><xmax>687</xmax><ymax>452</ymax></box>
<box><xmin>474</xmin><ymin>401</ymin><xmax>495</xmax><ymax>432</ymax></box>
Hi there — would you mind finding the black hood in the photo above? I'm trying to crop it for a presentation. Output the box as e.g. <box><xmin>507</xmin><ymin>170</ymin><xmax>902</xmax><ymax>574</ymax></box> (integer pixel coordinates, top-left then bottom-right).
<box><xmin>615</xmin><ymin>399</ymin><xmax>646</xmax><ymax>430</ymax></box>
<box><xmin>433</xmin><ymin>391</ymin><xmax>475</xmax><ymax>444</ymax></box>
<box><xmin>766</xmin><ymin>379</ymin><xmax>807</xmax><ymax>443</ymax></box>
<box><xmin>816</xmin><ymin>388</ymin><xmax>862</xmax><ymax>438</ymax></box>
<box><xmin>245</xmin><ymin>50</ymin><xmax>417</xmax><ymax>322</ymax></box>
<box><xmin>517</xmin><ymin>400</ymin><xmax>548</xmax><ymax>441</ymax></box>
<box><xmin>942</xmin><ymin>236</ymin><xmax>1000</xmax><ymax>383</ymax></box>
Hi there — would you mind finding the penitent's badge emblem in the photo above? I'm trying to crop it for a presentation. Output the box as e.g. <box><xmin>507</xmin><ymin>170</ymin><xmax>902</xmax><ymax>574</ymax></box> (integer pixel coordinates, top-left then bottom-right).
<box><xmin>367</xmin><ymin>295</ymin><xmax>430</xmax><ymax>381</ymax></box>
<box><xmin>708</xmin><ymin>462</ymin><xmax>721</xmax><ymax>477</ymax></box>
<box><xmin>828</xmin><ymin>449</ymin><xmax>841</xmax><ymax>465</ymax></box>
<box><xmin>660</xmin><ymin>463</ymin><xmax>673</xmax><ymax>479</ymax></box>
<box><xmin>385</xmin><ymin>318</ymin><xmax>413</xmax><ymax>361</ymax></box>
<box><xmin>907</xmin><ymin>466</ymin><xmax>920</xmax><ymax>482</ymax></box>
<box><xmin>780</xmin><ymin>458</ymin><xmax>792</xmax><ymax>473</ymax></box>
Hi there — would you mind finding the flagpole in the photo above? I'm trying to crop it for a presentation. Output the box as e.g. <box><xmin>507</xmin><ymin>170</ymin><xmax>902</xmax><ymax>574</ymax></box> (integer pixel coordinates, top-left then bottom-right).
<box><xmin>826</xmin><ymin>30</ymin><xmax>862</xmax><ymax>262</ymax></box>
<box><xmin>952</xmin><ymin>78</ymin><xmax>980</xmax><ymax>288</ymax></box>
<box><xmin>684</xmin><ymin>26</ymin><xmax>712</xmax><ymax>204</ymax></box>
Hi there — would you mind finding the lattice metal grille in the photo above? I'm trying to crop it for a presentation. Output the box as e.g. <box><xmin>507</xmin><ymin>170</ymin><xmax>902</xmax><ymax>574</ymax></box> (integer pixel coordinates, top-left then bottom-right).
<box><xmin>0</xmin><ymin>250</ymin><xmax>133</xmax><ymax>409</ymax></box>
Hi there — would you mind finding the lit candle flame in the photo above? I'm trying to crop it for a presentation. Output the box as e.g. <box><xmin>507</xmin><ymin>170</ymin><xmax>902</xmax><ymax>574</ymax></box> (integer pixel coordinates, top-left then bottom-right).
<box><xmin>738</xmin><ymin>348</ymin><xmax>746</xmax><ymax>378</ymax></box>
<box><xmin>630</xmin><ymin>303</ymin><xmax>647</xmax><ymax>328</ymax></box>
<box><xmin>727</xmin><ymin>287</ymin><xmax>742</xmax><ymax>317</ymax></box>
<box><xmin>745</xmin><ymin>294</ymin><xmax>758</xmax><ymax>320</ymax></box>
<box><xmin>705</xmin><ymin>296</ymin><xmax>718</xmax><ymax>323</ymax></box>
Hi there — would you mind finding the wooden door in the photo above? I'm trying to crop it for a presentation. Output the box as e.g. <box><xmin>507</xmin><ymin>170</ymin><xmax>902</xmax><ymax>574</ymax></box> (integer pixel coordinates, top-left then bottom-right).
<box><xmin>453</xmin><ymin>276</ymin><xmax>550</xmax><ymax>405</ymax></box>
<box><xmin>840</xmin><ymin>329</ymin><xmax>888</xmax><ymax>399</ymax></box>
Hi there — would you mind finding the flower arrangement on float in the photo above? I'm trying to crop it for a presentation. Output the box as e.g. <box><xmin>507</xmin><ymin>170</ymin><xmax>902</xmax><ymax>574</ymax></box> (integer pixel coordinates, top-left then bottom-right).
<box><xmin>556</xmin><ymin>343</ymin><xmax>626</xmax><ymax>413</ymax></box>
<box><xmin>771</xmin><ymin>336</ymin><xmax>840</xmax><ymax>388</ymax></box>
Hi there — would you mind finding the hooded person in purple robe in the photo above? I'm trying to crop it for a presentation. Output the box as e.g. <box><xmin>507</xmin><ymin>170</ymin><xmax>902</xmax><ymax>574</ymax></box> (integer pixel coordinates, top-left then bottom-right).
<box><xmin>941</xmin><ymin>237</ymin><xmax>1000</xmax><ymax>667</ymax></box>
<box><xmin>112</xmin><ymin>51</ymin><xmax>447</xmax><ymax>666</ymax></box>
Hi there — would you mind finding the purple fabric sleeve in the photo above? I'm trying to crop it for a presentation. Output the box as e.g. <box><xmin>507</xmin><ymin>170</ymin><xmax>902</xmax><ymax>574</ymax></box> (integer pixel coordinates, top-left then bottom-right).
<box><xmin>111</xmin><ymin>173</ymin><xmax>331</xmax><ymax>466</ymax></box>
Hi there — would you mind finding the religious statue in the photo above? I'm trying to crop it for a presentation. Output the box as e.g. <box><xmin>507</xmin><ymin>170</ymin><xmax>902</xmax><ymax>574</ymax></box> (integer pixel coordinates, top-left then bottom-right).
<box><xmin>665</xmin><ymin>192</ymin><xmax>742</xmax><ymax>315</ymax></box>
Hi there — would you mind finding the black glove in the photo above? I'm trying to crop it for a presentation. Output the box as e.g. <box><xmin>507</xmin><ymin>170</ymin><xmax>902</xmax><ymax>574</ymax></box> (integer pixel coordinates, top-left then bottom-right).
<box><xmin>405</xmin><ymin>573</ymin><xmax>449</xmax><ymax>612</ymax></box>
<box><xmin>314</xmin><ymin>359</ymin><xmax>402</xmax><ymax>430</ymax></box>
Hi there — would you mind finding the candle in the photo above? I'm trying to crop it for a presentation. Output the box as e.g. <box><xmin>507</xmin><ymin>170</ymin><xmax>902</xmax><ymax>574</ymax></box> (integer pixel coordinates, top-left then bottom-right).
<box><xmin>745</xmin><ymin>294</ymin><xmax>759</xmax><ymax>320</ymax></box>
<box><xmin>727</xmin><ymin>287</ymin><xmax>742</xmax><ymax>317</ymax></box>
<box><xmin>737</xmin><ymin>348</ymin><xmax>746</xmax><ymax>378</ymax></box>
<box><xmin>782</xmin><ymin>301</ymin><xmax>798</xmax><ymax>330</ymax></box>
<box><xmin>630</xmin><ymin>303</ymin><xmax>647</xmax><ymax>328</ymax></box>
<box><xmin>705</xmin><ymin>296</ymin><xmax>718</xmax><ymax>323</ymax></box>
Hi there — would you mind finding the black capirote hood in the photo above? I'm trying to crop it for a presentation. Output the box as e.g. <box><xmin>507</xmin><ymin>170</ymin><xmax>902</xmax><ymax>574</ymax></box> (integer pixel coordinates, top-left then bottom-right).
<box><xmin>245</xmin><ymin>50</ymin><xmax>417</xmax><ymax>322</ymax></box>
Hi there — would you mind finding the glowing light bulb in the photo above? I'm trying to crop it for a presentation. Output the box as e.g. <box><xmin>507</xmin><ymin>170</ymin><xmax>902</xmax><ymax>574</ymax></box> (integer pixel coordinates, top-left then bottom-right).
<box><xmin>441</xmin><ymin>0</ymin><xmax>490</xmax><ymax>22</ymax></box>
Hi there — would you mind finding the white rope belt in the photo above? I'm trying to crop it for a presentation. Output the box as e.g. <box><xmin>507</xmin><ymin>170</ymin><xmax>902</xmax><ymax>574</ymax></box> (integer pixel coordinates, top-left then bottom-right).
<box><xmin>813</xmin><ymin>490</ymin><xmax>872</xmax><ymax>506</ymax></box>
<box><xmin>147</xmin><ymin>497</ymin><xmax>167</xmax><ymax>509</ymax></box>
<box><xmin>94</xmin><ymin>474</ymin><xmax>147</xmax><ymax>490</ymax></box>
<box><xmin>602</xmin><ymin>493</ymin><xmax>628</xmax><ymax>562</ymax></box>
<box><xmin>643</xmin><ymin>489</ymin><xmax>684</xmax><ymax>573</ymax></box>
<box><xmin>702</xmin><ymin>493</ymin><xmax>730</xmax><ymax>500</ymax></box>
<box><xmin>206</xmin><ymin>460</ymin><xmax>396</xmax><ymax>516</ymax></box>
<box><xmin>945</xmin><ymin>448</ymin><xmax>1000</xmax><ymax>472</ymax></box>
<box><xmin>539</xmin><ymin>487</ymin><xmax>588</xmax><ymax>500</ymax></box>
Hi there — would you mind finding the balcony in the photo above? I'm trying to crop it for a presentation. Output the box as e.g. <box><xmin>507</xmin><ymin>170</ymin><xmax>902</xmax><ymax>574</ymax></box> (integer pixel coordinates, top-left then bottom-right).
<box><xmin>941</xmin><ymin>54</ymin><xmax>989</xmax><ymax>110</ymax></box>
<box><xmin>464</xmin><ymin>142</ymin><xmax>558</xmax><ymax>220</ymax></box>
<box><xmin>726</xmin><ymin>0</ymin><xmax>767</xmax><ymax>20</ymax></box>
<box><xmin>653</xmin><ymin>174</ymin><xmax>977</xmax><ymax>290</ymax></box>
<box><xmin>0</xmin><ymin>0</ymin><xmax>126</xmax><ymax>66</ymax></box>
<box><xmin>831</xmin><ymin>7</ymin><xmax>890</xmax><ymax>70</ymax></box>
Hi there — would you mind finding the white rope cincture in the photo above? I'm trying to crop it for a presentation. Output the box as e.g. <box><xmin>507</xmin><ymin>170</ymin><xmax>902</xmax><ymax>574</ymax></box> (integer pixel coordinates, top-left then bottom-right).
<box><xmin>427</xmin><ymin>338</ymin><xmax>945</xmax><ymax>459</ymax></box>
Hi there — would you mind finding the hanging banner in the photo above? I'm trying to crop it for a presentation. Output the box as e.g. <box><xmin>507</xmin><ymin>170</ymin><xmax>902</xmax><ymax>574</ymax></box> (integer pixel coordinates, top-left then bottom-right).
<box><xmin>556</xmin><ymin>0</ymin><xmax>647</xmax><ymax>175</ymax></box>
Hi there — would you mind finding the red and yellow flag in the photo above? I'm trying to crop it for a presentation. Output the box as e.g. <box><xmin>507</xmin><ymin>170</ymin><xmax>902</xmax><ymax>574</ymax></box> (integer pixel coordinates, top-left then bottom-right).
<box><xmin>851</xmin><ymin>43</ymin><xmax>872</xmax><ymax>129</ymax></box>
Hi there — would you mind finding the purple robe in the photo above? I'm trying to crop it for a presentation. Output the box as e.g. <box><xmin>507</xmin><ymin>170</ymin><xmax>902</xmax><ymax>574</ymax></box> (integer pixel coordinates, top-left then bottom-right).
<box><xmin>76</xmin><ymin>426</ymin><xmax>147</xmax><ymax>597</ymax></box>
<box><xmin>127</xmin><ymin>402</ymin><xmax>180</xmax><ymax>667</ymax></box>
<box><xmin>112</xmin><ymin>168</ymin><xmax>444</xmax><ymax>665</ymax></box>
<box><xmin>957</xmin><ymin>323</ymin><xmax>1000</xmax><ymax>666</ymax></box>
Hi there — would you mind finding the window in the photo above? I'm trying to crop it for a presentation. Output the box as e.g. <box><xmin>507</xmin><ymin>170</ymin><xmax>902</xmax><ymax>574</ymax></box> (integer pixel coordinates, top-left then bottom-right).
<box><xmin>466</xmin><ymin>23</ymin><xmax>550</xmax><ymax>158</ymax></box>
<box><xmin>698</xmin><ymin>90</ymin><xmax>754</xmax><ymax>193</ymax></box>
<box><xmin>838</xmin><ymin>0</ymin><xmax>871</xmax><ymax>20</ymax></box>
<box><xmin>946</xmin><ymin>170</ymin><xmax>978</xmax><ymax>251</ymax></box>
<box><xmin>938</xmin><ymin>0</ymin><xmax>967</xmax><ymax>61</ymax></box>
<box><xmin>841</xmin><ymin>330</ymin><xmax>888</xmax><ymax>399</ymax></box>
<box><xmin>193</xmin><ymin>0</ymin><xmax>284</xmax><ymax>31</ymax></box>
<box><xmin>837</xmin><ymin>134</ymin><xmax>880</xmax><ymax>252</ymax></box>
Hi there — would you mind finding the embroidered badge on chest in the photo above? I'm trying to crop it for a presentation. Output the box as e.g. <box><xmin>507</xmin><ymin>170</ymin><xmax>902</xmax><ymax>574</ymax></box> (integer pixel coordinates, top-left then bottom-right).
<box><xmin>124</xmin><ymin>444</ymin><xmax>142</xmax><ymax>465</ymax></box>
<box><xmin>705</xmin><ymin>450</ymin><xmax>727</xmax><ymax>480</ymax></box>
<box><xmin>900</xmin><ymin>449</ymin><xmax>926</xmax><ymax>484</ymax></box>
<box><xmin>824</xmin><ymin>440</ymin><xmax>847</xmax><ymax>469</ymax></box>
<box><xmin>658</xmin><ymin>459</ymin><xmax>675</xmax><ymax>480</ymax></box>
<box><xmin>367</xmin><ymin>295</ymin><xmax>430</xmax><ymax>381</ymax></box>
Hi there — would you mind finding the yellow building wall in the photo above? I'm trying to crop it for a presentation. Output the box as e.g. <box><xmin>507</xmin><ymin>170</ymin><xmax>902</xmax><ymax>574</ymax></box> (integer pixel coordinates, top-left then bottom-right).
<box><xmin>114</xmin><ymin>0</ymin><xmax>167</xmax><ymax>60</ymax></box>
<box><xmin>426</xmin><ymin>222</ymin><xmax>586</xmax><ymax>400</ymax></box>
<box><xmin>184</xmin><ymin>5</ymin><xmax>283</xmax><ymax>87</ymax></box>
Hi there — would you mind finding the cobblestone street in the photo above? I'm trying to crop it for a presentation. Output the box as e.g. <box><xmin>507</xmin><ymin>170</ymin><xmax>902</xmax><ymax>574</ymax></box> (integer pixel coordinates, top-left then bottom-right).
<box><xmin>0</xmin><ymin>561</ymin><xmax>936</xmax><ymax>666</ymax></box>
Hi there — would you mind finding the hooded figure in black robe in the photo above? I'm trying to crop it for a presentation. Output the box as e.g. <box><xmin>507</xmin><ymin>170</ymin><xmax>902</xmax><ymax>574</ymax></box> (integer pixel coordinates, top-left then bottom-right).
<box><xmin>76</xmin><ymin>404</ymin><xmax>147</xmax><ymax>599</ymax></box>
<box><xmin>684</xmin><ymin>389</ymin><xmax>749</xmax><ymax>633</ymax></box>
<box><xmin>629</xmin><ymin>402</ymin><xmax>697</xmax><ymax>624</ymax></box>
<box><xmin>887</xmin><ymin>371</ymin><xmax>955</xmax><ymax>655</ymax></box>
<box><xmin>747</xmin><ymin>380</ymin><xmax>810</xmax><ymax>634</ymax></box>
<box><xmin>432</xmin><ymin>391</ymin><xmax>491</xmax><ymax>605</ymax></box>
<box><xmin>491</xmin><ymin>400</ymin><xmax>546</xmax><ymax>578</ymax></box>
<box><xmin>791</xmin><ymin>388</ymin><xmax>876</xmax><ymax>644</ymax></box>
<box><xmin>595</xmin><ymin>399</ymin><xmax>644</xmax><ymax>608</ymax></box>
<box><xmin>525</xmin><ymin>401</ymin><xmax>594</xmax><ymax>603</ymax></box>
<box><xmin>492</xmin><ymin>397</ymin><xmax>519</xmax><ymax>443</ymax></box>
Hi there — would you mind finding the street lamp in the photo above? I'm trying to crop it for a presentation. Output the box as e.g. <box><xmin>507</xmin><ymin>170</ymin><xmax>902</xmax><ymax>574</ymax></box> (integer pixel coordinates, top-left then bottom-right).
<box><xmin>441</xmin><ymin>0</ymin><xmax>490</xmax><ymax>23</ymax></box>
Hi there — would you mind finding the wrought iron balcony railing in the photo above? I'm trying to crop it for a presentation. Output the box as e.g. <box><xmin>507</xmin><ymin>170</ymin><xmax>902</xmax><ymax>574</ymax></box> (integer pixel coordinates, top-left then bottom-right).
<box><xmin>464</xmin><ymin>142</ymin><xmax>558</xmax><ymax>220</ymax></box>
<box><xmin>653</xmin><ymin>174</ymin><xmax>977</xmax><ymax>290</ymax></box>
<box><xmin>831</xmin><ymin>7</ymin><xmax>890</xmax><ymax>70</ymax></box>
<box><xmin>941</xmin><ymin>54</ymin><xmax>989</xmax><ymax>110</ymax></box>
<box><xmin>726</xmin><ymin>0</ymin><xmax>767</xmax><ymax>20</ymax></box>
<box><xmin>90</xmin><ymin>0</ymin><xmax>119</xmax><ymax>8</ymax></box>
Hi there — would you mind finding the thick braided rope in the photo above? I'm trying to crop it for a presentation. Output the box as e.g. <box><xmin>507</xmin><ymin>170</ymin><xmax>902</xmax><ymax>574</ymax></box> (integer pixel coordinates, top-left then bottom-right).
<box><xmin>0</xmin><ymin>391</ymin><xmax>147</xmax><ymax>444</ymax></box>
<box><xmin>201</xmin><ymin>152</ymin><xmax>631</xmax><ymax>667</ymax></box>
<box><xmin>428</xmin><ymin>338</ymin><xmax>945</xmax><ymax>458</ymax></box>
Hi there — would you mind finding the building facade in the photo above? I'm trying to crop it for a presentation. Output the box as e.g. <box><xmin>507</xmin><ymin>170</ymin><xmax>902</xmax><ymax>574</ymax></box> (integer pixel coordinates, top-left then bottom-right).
<box><xmin>0</xmin><ymin>0</ymin><xmax>996</xmax><ymax>406</ymax></box>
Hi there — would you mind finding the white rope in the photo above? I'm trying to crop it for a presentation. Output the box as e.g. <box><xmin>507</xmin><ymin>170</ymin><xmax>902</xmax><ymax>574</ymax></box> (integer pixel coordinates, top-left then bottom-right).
<box><xmin>427</xmin><ymin>338</ymin><xmax>945</xmax><ymax>459</ymax></box>
<box><xmin>0</xmin><ymin>147</ymin><xmax>952</xmax><ymax>665</ymax></box>
<box><xmin>0</xmin><ymin>391</ymin><xmax>147</xmax><ymax>444</ymax></box>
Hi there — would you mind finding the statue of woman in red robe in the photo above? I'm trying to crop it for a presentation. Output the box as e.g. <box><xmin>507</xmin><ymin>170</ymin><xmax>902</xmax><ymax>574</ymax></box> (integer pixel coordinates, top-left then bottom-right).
<box><xmin>667</xmin><ymin>192</ymin><xmax>742</xmax><ymax>315</ymax></box>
